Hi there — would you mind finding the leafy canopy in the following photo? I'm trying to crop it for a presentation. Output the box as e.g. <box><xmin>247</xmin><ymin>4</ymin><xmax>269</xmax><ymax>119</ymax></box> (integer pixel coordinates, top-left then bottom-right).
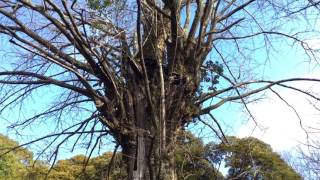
<box><xmin>87</xmin><ymin>0</ymin><xmax>111</xmax><ymax>10</ymax></box>
<box><xmin>209</xmin><ymin>136</ymin><xmax>302</xmax><ymax>180</ymax></box>
<box><xmin>0</xmin><ymin>134</ymin><xmax>33</xmax><ymax>179</ymax></box>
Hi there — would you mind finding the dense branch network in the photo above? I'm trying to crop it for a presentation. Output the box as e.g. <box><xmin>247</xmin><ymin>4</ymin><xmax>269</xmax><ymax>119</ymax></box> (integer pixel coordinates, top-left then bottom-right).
<box><xmin>0</xmin><ymin>0</ymin><xmax>319</xmax><ymax>178</ymax></box>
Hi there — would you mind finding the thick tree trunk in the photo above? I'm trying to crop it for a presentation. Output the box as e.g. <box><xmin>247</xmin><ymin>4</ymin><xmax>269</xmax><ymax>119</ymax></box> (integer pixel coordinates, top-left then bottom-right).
<box><xmin>122</xmin><ymin>135</ymin><xmax>177</xmax><ymax>180</ymax></box>
<box><xmin>116</xmin><ymin>3</ymin><xmax>199</xmax><ymax>179</ymax></box>
<box><xmin>118</xmin><ymin>82</ymin><xmax>177</xmax><ymax>179</ymax></box>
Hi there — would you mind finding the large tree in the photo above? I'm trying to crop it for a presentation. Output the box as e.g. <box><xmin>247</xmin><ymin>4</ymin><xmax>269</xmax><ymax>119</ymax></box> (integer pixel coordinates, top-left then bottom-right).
<box><xmin>0</xmin><ymin>0</ymin><xmax>319</xmax><ymax>179</ymax></box>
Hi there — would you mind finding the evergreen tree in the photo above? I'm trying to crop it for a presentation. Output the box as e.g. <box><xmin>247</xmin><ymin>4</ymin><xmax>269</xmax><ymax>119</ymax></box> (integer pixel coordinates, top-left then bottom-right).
<box><xmin>209</xmin><ymin>136</ymin><xmax>302</xmax><ymax>180</ymax></box>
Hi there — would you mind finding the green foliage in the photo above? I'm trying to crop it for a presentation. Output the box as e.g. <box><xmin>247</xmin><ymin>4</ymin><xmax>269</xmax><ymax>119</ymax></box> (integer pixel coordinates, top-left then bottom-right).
<box><xmin>46</xmin><ymin>153</ymin><xmax>125</xmax><ymax>180</ymax></box>
<box><xmin>25</xmin><ymin>160</ymin><xmax>52</xmax><ymax>180</ymax></box>
<box><xmin>0</xmin><ymin>134</ymin><xmax>126</xmax><ymax>180</ymax></box>
<box><xmin>198</xmin><ymin>60</ymin><xmax>223</xmax><ymax>96</ymax></box>
<box><xmin>23</xmin><ymin>153</ymin><xmax>126</xmax><ymax>180</ymax></box>
<box><xmin>210</xmin><ymin>136</ymin><xmax>302</xmax><ymax>180</ymax></box>
<box><xmin>44</xmin><ymin>132</ymin><xmax>222</xmax><ymax>180</ymax></box>
<box><xmin>33</xmin><ymin>131</ymin><xmax>222</xmax><ymax>180</ymax></box>
<box><xmin>0</xmin><ymin>134</ymin><xmax>301</xmax><ymax>180</ymax></box>
<box><xmin>0</xmin><ymin>134</ymin><xmax>33</xmax><ymax>179</ymax></box>
<box><xmin>87</xmin><ymin>0</ymin><xmax>111</xmax><ymax>10</ymax></box>
<box><xmin>175</xmin><ymin>131</ymin><xmax>223</xmax><ymax>180</ymax></box>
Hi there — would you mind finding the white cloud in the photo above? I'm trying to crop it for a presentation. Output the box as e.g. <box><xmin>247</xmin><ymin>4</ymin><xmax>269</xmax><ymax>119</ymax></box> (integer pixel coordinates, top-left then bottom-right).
<box><xmin>305</xmin><ymin>39</ymin><xmax>320</xmax><ymax>50</ymax></box>
<box><xmin>237</xmin><ymin>76</ymin><xmax>320</xmax><ymax>152</ymax></box>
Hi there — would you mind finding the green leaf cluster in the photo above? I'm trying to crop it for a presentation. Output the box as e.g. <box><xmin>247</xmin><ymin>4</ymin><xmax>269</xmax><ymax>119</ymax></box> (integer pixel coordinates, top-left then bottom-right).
<box><xmin>87</xmin><ymin>0</ymin><xmax>111</xmax><ymax>10</ymax></box>
<box><xmin>0</xmin><ymin>134</ymin><xmax>33</xmax><ymax>179</ymax></box>
<box><xmin>45</xmin><ymin>153</ymin><xmax>125</xmax><ymax>180</ymax></box>
<box><xmin>175</xmin><ymin>131</ymin><xmax>224</xmax><ymax>180</ymax></box>
<box><xmin>210</xmin><ymin>136</ymin><xmax>302</xmax><ymax>180</ymax></box>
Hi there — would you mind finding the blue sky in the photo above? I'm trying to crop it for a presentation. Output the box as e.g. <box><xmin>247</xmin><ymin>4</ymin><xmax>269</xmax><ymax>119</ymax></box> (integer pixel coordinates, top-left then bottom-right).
<box><xmin>193</xmin><ymin>12</ymin><xmax>320</xmax><ymax>153</ymax></box>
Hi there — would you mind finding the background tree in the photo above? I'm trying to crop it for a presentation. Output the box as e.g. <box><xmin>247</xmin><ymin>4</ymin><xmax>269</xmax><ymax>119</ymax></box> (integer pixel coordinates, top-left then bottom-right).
<box><xmin>0</xmin><ymin>0</ymin><xmax>319</xmax><ymax>179</ymax></box>
<box><xmin>0</xmin><ymin>134</ymin><xmax>33</xmax><ymax>179</ymax></box>
<box><xmin>1</xmin><ymin>133</ymin><xmax>301</xmax><ymax>179</ymax></box>
<box><xmin>0</xmin><ymin>134</ymin><xmax>124</xmax><ymax>180</ymax></box>
<box><xmin>175</xmin><ymin>131</ymin><xmax>223</xmax><ymax>180</ymax></box>
<box><xmin>209</xmin><ymin>136</ymin><xmax>302</xmax><ymax>180</ymax></box>
<box><xmin>42</xmin><ymin>153</ymin><xmax>125</xmax><ymax>180</ymax></box>
<box><xmin>38</xmin><ymin>130</ymin><xmax>224</xmax><ymax>180</ymax></box>
<box><xmin>0</xmin><ymin>132</ymin><xmax>223</xmax><ymax>179</ymax></box>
